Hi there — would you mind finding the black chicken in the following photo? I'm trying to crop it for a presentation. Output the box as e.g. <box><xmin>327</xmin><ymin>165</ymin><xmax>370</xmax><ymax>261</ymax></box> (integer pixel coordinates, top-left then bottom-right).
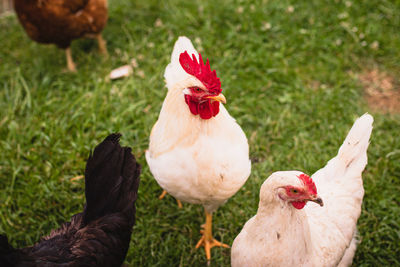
<box><xmin>0</xmin><ymin>133</ymin><xmax>141</xmax><ymax>266</ymax></box>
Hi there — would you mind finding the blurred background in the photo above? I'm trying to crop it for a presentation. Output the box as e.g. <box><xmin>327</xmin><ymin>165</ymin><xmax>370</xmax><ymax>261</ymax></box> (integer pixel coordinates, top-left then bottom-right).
<box><xmin>0</xmin><ymin>0</ymin><xmax>399</xmax><ymax>266</ymax></box>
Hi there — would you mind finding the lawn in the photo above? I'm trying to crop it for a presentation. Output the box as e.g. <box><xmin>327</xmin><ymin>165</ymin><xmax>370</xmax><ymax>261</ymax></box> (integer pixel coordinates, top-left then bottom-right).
<box><xmin>0</xmin><ymin>0</ymin><xmax>399</xmax><ymax>266</ymax></box>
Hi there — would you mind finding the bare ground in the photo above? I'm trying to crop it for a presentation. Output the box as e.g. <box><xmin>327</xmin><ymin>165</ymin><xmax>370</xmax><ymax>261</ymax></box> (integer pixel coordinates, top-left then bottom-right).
<box><xmin>358</xmin><ymin>69</ymin><xmax>400</xmax><ymax>114</ymax></box>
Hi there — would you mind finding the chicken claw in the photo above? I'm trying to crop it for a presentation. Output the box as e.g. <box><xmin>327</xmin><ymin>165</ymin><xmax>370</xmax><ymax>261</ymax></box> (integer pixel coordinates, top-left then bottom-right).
<box><xmin>195</xmin><ymin>211</ymin><xmax>229</xmax><ymax>261</ymax></box>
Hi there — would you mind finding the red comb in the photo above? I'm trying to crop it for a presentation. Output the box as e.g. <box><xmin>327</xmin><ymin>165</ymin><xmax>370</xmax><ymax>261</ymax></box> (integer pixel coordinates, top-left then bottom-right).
<box><xmin>179</xmin><ymin>51</ymin><xmax>222</xmax><ymax>94</ymax></box>
<box><xmin>298</xmin><ymin>174</ymin><xmax>317</xmax><ymax>195</ymax></box>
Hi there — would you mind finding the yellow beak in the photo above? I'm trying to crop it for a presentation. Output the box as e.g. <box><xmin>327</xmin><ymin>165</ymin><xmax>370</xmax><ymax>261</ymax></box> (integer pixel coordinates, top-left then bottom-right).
<box><xmin>206</xmin><ymin>93</ymin><xmax>227</xmax><ymax>104</ymax></box>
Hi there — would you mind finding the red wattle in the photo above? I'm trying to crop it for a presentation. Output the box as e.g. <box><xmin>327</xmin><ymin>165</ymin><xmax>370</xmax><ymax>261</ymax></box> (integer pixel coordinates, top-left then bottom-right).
<box><xmin>291</xmin><ymin>201</ymin><xmax>306</xmax><ymax>209</ymax></box>
<box><xmin>199</xmin><ymin>100</ymin><xmax>212</xmax><ymax>119</ymax></box>
<box><xmin>185</xmin><ymin>95</ymin><xmax>198</xmax><ymax>115</ymax></box>
<box><xmin>184</xmin><ymin>95</ymin><xmax>220</xmax><ymax>120</ymax></box>
<box><xmin>211</xmin><ymin>100</ymin><xmax>219</xmax><ymax>116</ymax></box>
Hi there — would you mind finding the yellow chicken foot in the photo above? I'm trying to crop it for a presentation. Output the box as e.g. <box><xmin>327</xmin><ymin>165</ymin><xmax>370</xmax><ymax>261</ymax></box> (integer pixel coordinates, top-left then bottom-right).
<box><xmin>158</xmin><ymin>190</ymin><xmax>183</xmax><ymax>208</ymax></box>
<box><xmin>65</xmin><ymin>47</ymin><xmax>76</xmax><ymax>72</ymax></box>
<box><xmin>158</xmin><ymin>190</ymin><xmax>167</xmax><ymax>200</ymax></box>
<box><xmin>195</xmin><ymin>210</ymin><xmax>229</xmax><ymax>261</ymax></box>
<box><xmin>176</xmin><ymin>199</ymin><xmax>183</xmax><ymax>208</ymax></box>
<box><xmin>96</xmin><ymin>34</ymin><xmax>108</xmax><ymax>57</ymax></box>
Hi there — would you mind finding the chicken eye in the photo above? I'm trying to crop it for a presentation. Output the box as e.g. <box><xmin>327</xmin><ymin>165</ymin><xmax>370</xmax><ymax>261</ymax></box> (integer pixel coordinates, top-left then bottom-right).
<box><xmin>291</xmin><ymin>188</ymin><xmax>299</xmax><ymax>194</ymax></box>
<box><xmin>193</xmin><ymin>87</ymin><xmax>202</xmax><ymax>92</ymax></box>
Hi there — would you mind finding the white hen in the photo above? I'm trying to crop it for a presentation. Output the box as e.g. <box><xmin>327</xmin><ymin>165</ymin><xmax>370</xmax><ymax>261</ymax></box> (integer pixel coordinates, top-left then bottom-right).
<box><xmin>146</xmin><ymin>36</ymin><xmax>251</xmax><ymax>260</ymax></box>
<box><xmin>231</xmin><ymin>114</ymin><xmax>373</xmax><ymax>267</ymax></box>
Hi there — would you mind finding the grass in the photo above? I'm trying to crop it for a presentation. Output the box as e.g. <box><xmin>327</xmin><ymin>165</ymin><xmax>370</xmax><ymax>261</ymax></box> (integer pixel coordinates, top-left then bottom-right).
<box><xmin>0</xmin><ymin>0</ymin><xmax>399</xmax><ymax>266</ymax></box>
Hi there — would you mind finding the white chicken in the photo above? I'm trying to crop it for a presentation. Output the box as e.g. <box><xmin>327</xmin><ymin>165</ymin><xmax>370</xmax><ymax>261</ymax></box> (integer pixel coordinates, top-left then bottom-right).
<box><xmin>146</xmin><ymin>36</ymin><xmax>251</xmax><ymax>260</ymax></box>
<box><xmin>231</xmin><ymin>114</ymin><xmax>373</xmax><ymax>267</ymax></box>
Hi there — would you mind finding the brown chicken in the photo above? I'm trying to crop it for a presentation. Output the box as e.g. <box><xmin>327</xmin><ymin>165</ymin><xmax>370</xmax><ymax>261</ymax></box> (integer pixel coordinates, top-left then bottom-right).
<box><xmin>14</xmin><ymin>0</ymin><xmax>108</xmax><ymax>71</ymax></box>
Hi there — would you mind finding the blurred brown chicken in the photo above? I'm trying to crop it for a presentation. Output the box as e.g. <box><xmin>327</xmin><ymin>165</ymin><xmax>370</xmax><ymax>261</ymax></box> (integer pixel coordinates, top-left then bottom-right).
<box><xmin>13</xmin><ymin>0</ymin><xmax>108</xmax><ymax>72</ymax></box>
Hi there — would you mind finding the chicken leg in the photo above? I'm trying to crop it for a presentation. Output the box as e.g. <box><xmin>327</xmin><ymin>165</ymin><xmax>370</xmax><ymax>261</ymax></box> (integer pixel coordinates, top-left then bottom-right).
<box><xmin>96</xmin><ymin>34</ymin><xmax>108</xmax><ymax>57</ymax></box>
<box><xmin>65</xmin><ymin>47</ymin><xmax>76</xmax><ymax>72</ymax></box>
<box><xmin>159</xmin><ymin>190</ymin><xmax>183</xmax><ymax>208</ymax></box>
<box><xmin>195</xmin><ymin>210</ymin><xmax>229</xmax><ymax>261</ymax></box>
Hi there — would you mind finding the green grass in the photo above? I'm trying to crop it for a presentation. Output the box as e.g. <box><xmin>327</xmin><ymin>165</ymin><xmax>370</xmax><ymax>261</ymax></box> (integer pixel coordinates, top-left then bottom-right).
<box><xmin>1</xmin><ymin>0</ymin><xmax>399</xmax><ymax>266</ymax></box>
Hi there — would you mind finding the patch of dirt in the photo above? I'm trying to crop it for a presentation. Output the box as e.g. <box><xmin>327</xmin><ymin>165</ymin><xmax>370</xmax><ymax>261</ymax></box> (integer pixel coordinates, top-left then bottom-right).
<box><xmin>358</xmin><ymin>69</ymin><xmax>400</xmax><ymax>114</ymax></box>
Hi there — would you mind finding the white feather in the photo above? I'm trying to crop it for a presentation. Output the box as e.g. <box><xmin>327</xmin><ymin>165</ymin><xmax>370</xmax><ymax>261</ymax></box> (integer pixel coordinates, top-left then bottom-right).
<box><xmin>164</xmin><ymin>36</ymin><xmax>200</xmax><ymax>90</ymax></box>
<box><xmin>231</xmin><ymin>114</ymin><xmax>373</xmax><ymax>267</ymax></box>
<box><xmin>147</xmin><ymin>37</ymin><xmax>251</xmax><ymax>213</ymax></box>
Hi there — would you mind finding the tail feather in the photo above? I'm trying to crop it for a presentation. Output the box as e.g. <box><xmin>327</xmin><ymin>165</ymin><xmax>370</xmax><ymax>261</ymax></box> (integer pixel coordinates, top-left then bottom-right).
<box><xmin>313</xmin><ymin>113</ymin><xmax>373</xmax><ymax>184</ymax></box>
<box><xmin>310</xmin><ymin>114</ymin><xmax>373</xmax><ymax>245</ymax></box>
<box><xmin>337</xmin><ymin>113</ymin><xmax>373</xmax><ymax>168</ymax></box>
<box><xmin>0</xmin><ymin>134</ymin><xmax>141</xmax><ymax>266</ymax></box>
<box><xmin>164</xmin><ymin>36</ymin><xmax>199</xmax><ymax>89</ymax></box>
<box><xmin>83</xmin><ymin>133</ymin><xmax>141</xmax><ymax>226</ymax></box>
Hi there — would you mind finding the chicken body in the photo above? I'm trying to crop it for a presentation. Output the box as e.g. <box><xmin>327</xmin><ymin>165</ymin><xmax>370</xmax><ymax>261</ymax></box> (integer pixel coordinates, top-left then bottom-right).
<box><xmin>147</xmin><ymin>86</ymin><xmax>250</xmax><ymax>212</ymax></box>
<box><xmin>231</xmin><ymin>114</ymin><xmax>373</xmax><ymax>267</ymax></box>
<box><xmin>14</xmin><ymin>0</ymin><xmax>108</xmax><ymax>71</ymax></box>
<box><xmin>146</xmin><ymin>36</ymin><xmax>251</xmax><ymax>259</ymax></box>
<box><xmin>0</xmin><ymin>134</ymin><xmax>140</xmax><ymax>267</ymax></box>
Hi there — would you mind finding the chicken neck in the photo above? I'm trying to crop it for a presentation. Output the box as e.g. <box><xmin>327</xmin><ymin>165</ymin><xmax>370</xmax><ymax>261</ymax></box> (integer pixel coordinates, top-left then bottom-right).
<box><xmin>253</xmin><ymin>197</ymin><xmax>313</xmax><ymax>265</ymax></box>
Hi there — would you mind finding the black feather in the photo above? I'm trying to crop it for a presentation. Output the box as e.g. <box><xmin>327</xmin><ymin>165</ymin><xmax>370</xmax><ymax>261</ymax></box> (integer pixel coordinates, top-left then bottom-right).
<box><xmin>0</xmin><ymin>133</ymin><xmax>141</xmax><ymax>267</ymax></box>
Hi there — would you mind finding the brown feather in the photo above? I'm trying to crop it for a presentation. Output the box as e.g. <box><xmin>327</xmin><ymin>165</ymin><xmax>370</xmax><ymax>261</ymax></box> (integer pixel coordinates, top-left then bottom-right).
<box><xmin>14</xmin><ymin>0</ymin><xmax>108</xmax><ymax>48</ymax></box>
